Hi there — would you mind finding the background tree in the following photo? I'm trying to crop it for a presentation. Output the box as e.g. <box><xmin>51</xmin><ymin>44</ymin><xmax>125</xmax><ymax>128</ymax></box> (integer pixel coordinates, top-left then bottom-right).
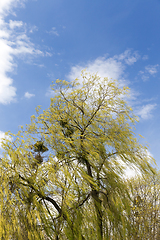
<box><xmin>127</xmin><ymin>171</ymin><xmax>160</xmax><ymax>240</ymax></box>
<box><xmin>0</xmin><ymin>71</ymin><xmax>155</xmax><ymax>239</ymax></box>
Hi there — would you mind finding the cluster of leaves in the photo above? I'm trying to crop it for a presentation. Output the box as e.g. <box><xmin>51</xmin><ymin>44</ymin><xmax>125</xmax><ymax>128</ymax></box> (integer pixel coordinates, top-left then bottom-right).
<box><xmin>0</xmin><ymin>71</ymin><xmax>156</xmax><ymax>239</ymax></box>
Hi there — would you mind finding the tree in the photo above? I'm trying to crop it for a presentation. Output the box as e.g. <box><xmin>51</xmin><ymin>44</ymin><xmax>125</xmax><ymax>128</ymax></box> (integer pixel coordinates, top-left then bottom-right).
<box><xmin>0</xmin><ymin>71</ymin><xmax>155</xmax><ymax>239</ymax></box>
<box><xmin>127</xmin><ymin>171</ymin><xmax>160</xmax><ymax>240</ymax></box>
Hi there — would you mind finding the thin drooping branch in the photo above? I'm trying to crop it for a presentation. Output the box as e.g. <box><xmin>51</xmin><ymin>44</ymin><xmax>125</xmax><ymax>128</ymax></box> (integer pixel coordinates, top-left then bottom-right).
<box><xmin>81</xmin><ymin>158</ymin><xmax>103</xmax><ymax>239</ymax></box>
<box><xmin>98</xmin><ymin>151</ymin><xmax>118</xmax><ymax>173</ymax></box>
<box><xmin>70</xmin><ymin>193</ymin><xmax>91</xmax><ymax>209</ymax></box>
<box><xmin>82</xmin><ymin>104</ymin><xmax>102</xmax><ymax>134</ymax></box>
<box><xmin>78</xmin><ymin>193</ymin><xmax>91</xmax><ymax>207</ymax></box>
<box><xmin>19</xmin><ymin>174</ymin><xmax>62</xmax><ymax>217</ymax></box>
<box><xmin>43</xmin><ymin>199</ymin><xmax>57</xmax><ymax>224</ymax></box>
<box><xmin>45</xmin><ymin>196</ymin><xmax>62</xmax><ymax>216</ymax></box>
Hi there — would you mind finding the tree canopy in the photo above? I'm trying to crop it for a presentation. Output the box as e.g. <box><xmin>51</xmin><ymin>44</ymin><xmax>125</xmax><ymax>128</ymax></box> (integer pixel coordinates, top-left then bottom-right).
<box><xmin>0</xmin><ymin>71</ymin><xmax>155</xmax><ymax>239</ymax></box>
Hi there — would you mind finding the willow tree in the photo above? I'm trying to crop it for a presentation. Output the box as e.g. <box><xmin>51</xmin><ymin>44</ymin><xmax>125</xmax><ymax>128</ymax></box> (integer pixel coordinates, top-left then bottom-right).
<box><xmin>0</xmin><ymin>71</ymin><xmax>154</xmax><ymax>240</ymax></box>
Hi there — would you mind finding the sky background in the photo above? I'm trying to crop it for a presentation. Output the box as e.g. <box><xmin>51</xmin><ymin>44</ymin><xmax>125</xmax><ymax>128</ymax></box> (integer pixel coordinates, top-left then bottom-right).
<box><xmin>0</xmin><ymin>0</ymin><xmax>160</xmax><ymax>170</ymax></box>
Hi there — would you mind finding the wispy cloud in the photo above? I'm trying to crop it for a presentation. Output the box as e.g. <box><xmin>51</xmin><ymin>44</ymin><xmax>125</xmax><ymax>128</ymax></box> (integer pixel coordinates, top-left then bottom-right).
<box><xmin>136</xmin><ymin>103</ymin><xmax>157</xmax><ymax>120</ymax></box>
<box><xmin>24</xmin><ymin>92</ymin><xmax>35</xmax><ymax>99</ymax></box>
<box><xmin>116</xmin><ymin>49</ymin><xmax>140</xmax><ymax>65</ymax></box>
<box><xmin>45</xmin><ymin>88</ymin><xmax>55</xmax><ymax>97</ymax></box>
<box><xmin>47</xmin><ymin>27</ymin><xmax>59</xmax><ymax>36</ymax></box>
<box><xmin>45</xmin><ymin>51</ymin><xmax>53</xmax><ymax>57</ymax></box>
<box><xmin>0</xmin><ymin>1</ymin><xmax>42</xmax><ymax>104</ymax></box>
<box><xmin>29</xmin><ymin>25</ymin><xmax>38</xmax><ymax>33</ymax></box>
<box><xmin>145</xmin><ymin>64</ymin><xmax>159</xmax><ymax>75</ymax></box>
<box><xmin>142</xmin><ymin>55</ymin><xmax>148</xmax><ymax>60</ymax></box>
<box><xmin>139</xmin><ymin>64</ymin><xmax>159</xmax><ymax>81</ymax></box>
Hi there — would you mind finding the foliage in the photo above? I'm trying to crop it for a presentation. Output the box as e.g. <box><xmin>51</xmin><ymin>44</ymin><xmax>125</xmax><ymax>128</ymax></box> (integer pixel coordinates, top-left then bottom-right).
<box><xmin>127</xmin><ymin>171</ymin><xmax>160</xmax><ymax>240</ymax></box>
<box><xmin>0</xmin><ymin>71</ymin><xmax>155</xmax><ymax>239</ymax></box>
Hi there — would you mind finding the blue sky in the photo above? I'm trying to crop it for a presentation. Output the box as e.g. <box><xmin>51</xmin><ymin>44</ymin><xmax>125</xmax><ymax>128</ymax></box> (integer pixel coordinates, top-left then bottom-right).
<box><xmin>0</xmin><ymin>0</ymin><xmax>160</xmax><ymax>169</ymax></box>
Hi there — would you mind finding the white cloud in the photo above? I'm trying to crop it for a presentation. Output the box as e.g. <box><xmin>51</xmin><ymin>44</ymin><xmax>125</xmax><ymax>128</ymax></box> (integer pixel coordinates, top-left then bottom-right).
<box><xmin>0</xmin><ymin>1</ymin><xmax>42</xmax><ymax>104</ymax></box>
<box><xmin>142</xmin><ymin>55</ymin><xmax>148</xmax><ymax>60</ymax></box>
<box><xmin>12</xmin><ymin>33</ymin><xmax>43</xmax><ymax>56</ymax></box>
<box><xmin>24</xmin><ymin>92</ymin><xmax>35</xmax><ymax>99</ymax></box>
<box><xmin>117</xmin><ymin>49</ymin><xmax>140</xmax><ymax>65</ymax></box>
<box><xmin>0</xmin><ymin>0</ymin><xmax>18</xmax><ymax>15</ymax></box>
<box><xmin>67</xmin><ymin>50</ymin><xmax>140</xmax><ymax>83</ymax></box>
<box><xmin>136</xmin><ymin>103</ymin><xmax>157</xmax><ymax>120</ymax></box>
<box><xmin>29</xmin><ymin>25</ymin><xmax>38</xmax><ymax>33</ymax></box>
<box><xmin>139</xmin><ymin>64</ymin><xmax>159</xmax><ymax>81</ymax></box>
<box><xmin>68</xmin><ymin>57</ymin><xmax>124</xmax><ymax>82</ymax></box>
<box><xmin>145</xmin><ymin>64</ymin><xmax>159</xmax><ymax>75</ymax></box>
<box><xmin>47</xmin><ymin>27</ymin><xmax>59</xmax><ymax>36</ymax></box>
<box><xmin>0</xmin><ymin>0</ymin><xmax>26</xmax><ymax>18</ymax></box>
<box><xmin>34</xmin><ymin>63</ymin><xmax>45</xmax><ymax>68</ymax></box>
<box><xmin>45</xmin><ymin>51</ymin><xmax>53</xmax><ymax>57</ymax></box>
<box><xmin>141</xmin><ymin>75</ymin><xmax>149</xmax><ymax>82</ymax></box>
<box><xmin>9</xmin><ymin>20</ymin><xmax>23</xmax><ymax>29</ymax></box>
